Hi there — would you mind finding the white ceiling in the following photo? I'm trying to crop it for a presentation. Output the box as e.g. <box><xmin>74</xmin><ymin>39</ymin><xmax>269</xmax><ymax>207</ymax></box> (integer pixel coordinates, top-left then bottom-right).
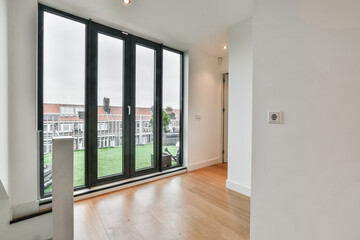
<box><xmin>40</xmin><ymin>0</ymin><xmax>252</xmax><ymax>57</ymax></box>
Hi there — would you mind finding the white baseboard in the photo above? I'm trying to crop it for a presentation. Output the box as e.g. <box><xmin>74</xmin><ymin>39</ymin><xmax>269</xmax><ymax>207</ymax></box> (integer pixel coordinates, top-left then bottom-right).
<box><xmin>226</xmin><ymin>179</ymin><xmax>251</xmax><ymax>197</ymax></box>
<box><xmin>187</xmin><ymin>158</ymin><xmax>221</xmax><ymax>172</ymax></box>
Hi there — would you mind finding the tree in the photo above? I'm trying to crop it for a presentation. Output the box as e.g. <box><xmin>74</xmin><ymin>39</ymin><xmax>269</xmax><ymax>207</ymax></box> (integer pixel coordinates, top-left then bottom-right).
<box><xmin>150</xmin><ymin>110</ymin><xmax>171</xmax><ymax>132</ymax></box>
<box><xmin>162</xmin><ymin>110</ymin><xmax>170</xmax><ymax>132</ymax></box>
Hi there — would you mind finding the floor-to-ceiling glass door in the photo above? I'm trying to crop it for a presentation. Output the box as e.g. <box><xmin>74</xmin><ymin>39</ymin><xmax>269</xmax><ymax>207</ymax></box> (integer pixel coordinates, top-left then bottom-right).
<box><xmin>88</xmin><ymin>23</ymin><xmax>131</xmax><ymax>186</ymax></box>
<box><xmin>97</xmin><ymin>32</ymin><xmax>124</xmax><ymax>178</ymax></box>
<box><xmin>129</xmin><ymin>38</ymin><xmax>162</xmax><ymax>176</ymax></box>
<box><xmin>88</xmin><ymin>25</ymin><xmax>162</xmax><ymax>186</ymax></box>
<box><xmin>39</xmin><ymin>5</ymin><xmax>183</xmax><ymax>198</ymax></box>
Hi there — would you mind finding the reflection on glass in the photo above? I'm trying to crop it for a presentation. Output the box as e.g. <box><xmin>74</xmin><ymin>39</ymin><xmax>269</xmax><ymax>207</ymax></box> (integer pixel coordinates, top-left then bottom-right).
<box><xmin>43</xmin><ymin>12</ymin><xmax>86</xmax><ymax>193</ymax></box>
<box><xmin>97</xmin><ymin>33</ymin><xmax>124</xmax><ymax>178</ymax></box>
<box><xmin>135</xmin><ymin>45</ymin><xmax>155</xmax><ymax>170</ymax></box>
<box><xmin>162</xmin><ymin>50</ymin><xmax>181</xmax><ymax>167</ymax></box>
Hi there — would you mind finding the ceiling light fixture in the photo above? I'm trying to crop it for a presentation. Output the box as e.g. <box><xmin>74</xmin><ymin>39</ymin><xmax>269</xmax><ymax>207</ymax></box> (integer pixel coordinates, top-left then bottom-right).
<box><xmin>122</xmin><ymin>0</ymin><xmax>131</xmax><ymax>5</ymax></box>
<box><xmin>223</xmin><ymin>45</ymin><xmax>228</xmax><ymax>50</ymax></box>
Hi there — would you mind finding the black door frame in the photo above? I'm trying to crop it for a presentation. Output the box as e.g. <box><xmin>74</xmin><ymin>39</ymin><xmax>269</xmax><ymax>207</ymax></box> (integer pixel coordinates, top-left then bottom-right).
<box><xmin>129</xmin><ymin>36</ymin><xmax>163</xmax><ymax>177</ymax></box>
<box><xmin>87</xmin><ymin>22</ymin><xmax>132</xmax><ymax>187</ymax></box>
<box><xmin>88</xmin><ymin>24</ymin><xmax>164</xmax><ymax>185</ymax></box>
<box><xmin>38</xmin><ymin>4</ymin><xmax>184</xmax><ymax>198</ymax></box>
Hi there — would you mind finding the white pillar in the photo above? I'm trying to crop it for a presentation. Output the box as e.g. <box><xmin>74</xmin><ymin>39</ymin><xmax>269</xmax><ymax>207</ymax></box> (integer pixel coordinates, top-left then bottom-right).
<box><xmin>52</xmin><ymin>136</ymin><xmax>74</xmax><ymax>240</ymax></box>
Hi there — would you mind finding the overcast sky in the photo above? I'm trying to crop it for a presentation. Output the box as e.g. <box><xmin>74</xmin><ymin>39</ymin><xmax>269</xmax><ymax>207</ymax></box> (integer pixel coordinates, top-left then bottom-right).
<box><xmin>44</xmin><ymin>12</ymin><xmax>180</xmax><ymax>110</ymax></box>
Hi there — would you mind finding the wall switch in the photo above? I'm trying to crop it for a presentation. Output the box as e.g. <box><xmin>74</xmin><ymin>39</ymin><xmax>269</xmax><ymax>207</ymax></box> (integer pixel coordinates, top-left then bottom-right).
<box><xmin>195</xmin><ymin>115</ymin><xmax>201</xmax><ymax>120</ymax></box>
<box><xmin>268</xmin><ymin>112</ymin><xmax>283</xmax><ymax>124</ymax></box>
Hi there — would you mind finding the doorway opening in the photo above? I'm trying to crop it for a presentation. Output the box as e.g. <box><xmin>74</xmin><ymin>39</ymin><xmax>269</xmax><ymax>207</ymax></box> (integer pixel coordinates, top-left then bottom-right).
<box><xmin>222</xmin><ymin>73</ymin><xmax>229</xmax><ymax>163</ymax></box>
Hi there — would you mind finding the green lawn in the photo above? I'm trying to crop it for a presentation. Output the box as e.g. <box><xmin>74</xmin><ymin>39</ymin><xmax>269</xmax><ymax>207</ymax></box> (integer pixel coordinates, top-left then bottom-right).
<box><xmin>44</xmin><ymin>144</ymin><xmax>177</xmax><ymax>193</ymax></box>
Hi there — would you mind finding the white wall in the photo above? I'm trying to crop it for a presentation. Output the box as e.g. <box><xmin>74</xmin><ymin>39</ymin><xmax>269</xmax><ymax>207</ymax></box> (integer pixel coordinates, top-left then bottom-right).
<box><xmin>8</xmin><ymin>0</ymin><xmax>38</xmax><ymax>210</ymax></box>
<box><xmin>0</xmin><ymin>198</ymin><xmax>53</xmax><ymax>240</ymax></box>
<box><xmin>1</xmin><ymin>1</ymin><xmax>53</xmax><ymax>239</ymax></box>
<box><xmin>0</xmin><ymin>0</ymin><xmax>9</xmax><ymax>196</ymax></box>
<box><xmin>186</xmin><ymin>48</ymin><xmax>223</xmax><ymax>171</ymax></box>
<box><xmin>226</xmin><ymin>19</ymin><xmax>252</xmax><ymax>197</ymax></box>
<box><xmin>251</xmin><ymin>0</ymin><xmax>360</xmax><ymax>239</ymax></box>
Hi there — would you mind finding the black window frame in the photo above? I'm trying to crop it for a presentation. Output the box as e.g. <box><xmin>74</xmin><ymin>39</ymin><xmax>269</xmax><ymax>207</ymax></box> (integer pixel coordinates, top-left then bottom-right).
<box><xmin>38</xmin><ymin>4</ymin><xmax>184</xmax><ymax>199</ymax></box>
<box><xmin>161</xmin><ymin>46</ymin><xmax>184</xmax><ymax>170</ymax></box>
<box><xmin>38</xmin><ymin>4</ymin><xmax>90</xmax><ymax>198</ymax></box>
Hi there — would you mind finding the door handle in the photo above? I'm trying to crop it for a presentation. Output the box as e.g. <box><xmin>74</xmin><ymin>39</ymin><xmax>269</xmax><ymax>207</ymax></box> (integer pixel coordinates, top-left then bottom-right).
<box><xmin>127</xmin><ymin>105</ymin><xmax>131</xmax><ymax>116</ymax></box>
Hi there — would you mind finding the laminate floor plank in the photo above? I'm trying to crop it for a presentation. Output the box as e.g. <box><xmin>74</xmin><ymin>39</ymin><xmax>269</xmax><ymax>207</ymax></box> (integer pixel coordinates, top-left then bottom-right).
<box><xmin>74</xmin><ymin>200</ymin><xmax>111</xmax><ymax>240</ymax></box>
<box><xmin>90</xmin><ymin>192</ymin><xmax>144</xmax><ymax>240</ymax></box>
<box><xmin>74</xmin><ymin>163</ymin><xmax>250</xmax><ymax>240</ymax></box>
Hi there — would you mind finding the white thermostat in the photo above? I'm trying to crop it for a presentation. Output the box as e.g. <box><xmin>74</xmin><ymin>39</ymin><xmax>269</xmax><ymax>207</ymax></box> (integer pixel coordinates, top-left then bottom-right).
<box><xmin>268</xmin><ymin>112</ymin><xmax>283</xmax><ymax>124</ymax></box>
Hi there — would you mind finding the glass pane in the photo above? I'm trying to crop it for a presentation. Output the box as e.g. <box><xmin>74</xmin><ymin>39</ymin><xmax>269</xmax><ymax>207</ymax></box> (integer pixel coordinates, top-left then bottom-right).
<box><xmin>162</xmin><ymin>50</ymin><xmax>181</xmax><ymax>168</ymax></box>
<box><xmin>135</xmin><ymin>45</ymin><xmax>155</xmax><ymax>170</ymax></box>
<box><xmin>43</xmin><ymin>12</ymin><xmax>86</xmax><ymax>194</ymax></box>
<box><xmin>97</xmin><ymin>33</ymin><xmax>124</xmax><ymax>178</ymax></box>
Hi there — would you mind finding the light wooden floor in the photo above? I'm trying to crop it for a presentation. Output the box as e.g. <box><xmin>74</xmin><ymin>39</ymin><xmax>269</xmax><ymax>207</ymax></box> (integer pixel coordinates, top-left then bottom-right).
<box><xmin>74</xmin><ymin>163</ymin><xmax>250</xmax><ymax>240</ymax></box>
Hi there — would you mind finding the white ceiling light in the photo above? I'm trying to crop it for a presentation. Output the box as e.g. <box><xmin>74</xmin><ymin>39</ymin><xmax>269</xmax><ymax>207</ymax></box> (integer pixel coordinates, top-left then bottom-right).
<box><xmin>223</xmin><ymin>45</ymin><xmax>228</xmax><ymax>50</ymax></box>
<box><xmin>122</xmin><ymin>0</ymin><xmax>131</xmax><ymax>5</ymax></box>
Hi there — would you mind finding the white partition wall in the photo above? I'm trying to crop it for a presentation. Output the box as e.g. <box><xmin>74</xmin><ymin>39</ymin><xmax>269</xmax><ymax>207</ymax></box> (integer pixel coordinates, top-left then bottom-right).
<box><xmin>227</xmin><ymin>18</ymin><xmax>253</xmax><ymax>197</ymax></box>
<box><xmin>52</xmin><ymin>137</ymin><xmax>74</xmax><ymax>240</ymax></box>
<box><xmin>252</xmin><ymin>0</ymin><xmax>360</xmax><ymax>239</ymax></box>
